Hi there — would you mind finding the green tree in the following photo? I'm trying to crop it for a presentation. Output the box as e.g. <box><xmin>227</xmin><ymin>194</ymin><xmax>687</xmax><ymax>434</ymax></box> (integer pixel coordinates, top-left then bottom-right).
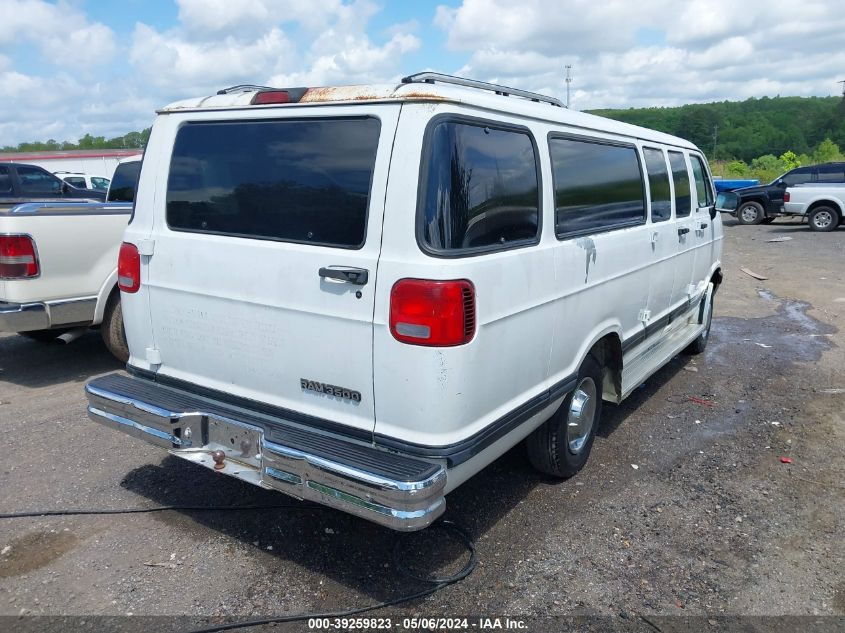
<box><xmin>812</xmin><ymin>138</ymin><xmax>843</xmax><ymax>163</ymax></box>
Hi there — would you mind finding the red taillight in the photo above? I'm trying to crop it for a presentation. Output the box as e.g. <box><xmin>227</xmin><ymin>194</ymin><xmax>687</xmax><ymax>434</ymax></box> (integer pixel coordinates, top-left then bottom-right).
<box><xmin>251</xmin><ymin>90</ymin><xmax>291</xmax><ymax>105</ymax></box>
<box><xmin>783</xmin><ymin>191</ymin><xmax>790</xmax><ymax>202</ymax></box>
<box><xmin>117</xmin><ymin>242</ymin><xmax>140</xmax><ymax>293</ymax></box>
<box><xmin>390</xmin><ymin>279</ymin><xmax>475</xmax><ymax>347</ymax></box>
<box><xmin>0</xmin><ymin>234</ymin><xmax>39</xmax><ymax>279</ymax></box>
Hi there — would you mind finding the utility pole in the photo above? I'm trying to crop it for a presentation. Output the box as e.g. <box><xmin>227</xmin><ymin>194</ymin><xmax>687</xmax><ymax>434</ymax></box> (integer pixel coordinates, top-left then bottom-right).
<box><xmin>565</xmin><ymin>65</ymin><xmax>572</xmax><ymax>109</ymax></box>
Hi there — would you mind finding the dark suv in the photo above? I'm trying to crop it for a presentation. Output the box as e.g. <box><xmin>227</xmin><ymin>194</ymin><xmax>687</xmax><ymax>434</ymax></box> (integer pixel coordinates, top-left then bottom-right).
<box><xmin>0</xmin><ymin>162</ymin><xmax>107</xmax><ymax>209</ymax></box>
<box><xmin>733</xmin><ymin>162</ymin><xmax>845</xmax><ymax>225</ymax></box>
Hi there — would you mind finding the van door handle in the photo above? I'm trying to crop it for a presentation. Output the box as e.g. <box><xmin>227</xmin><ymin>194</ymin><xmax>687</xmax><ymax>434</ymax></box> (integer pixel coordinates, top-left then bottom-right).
<box><xmin>677</xmin><ymin>227</ymin><xmax>690</xmax><ymax>236</ymax></box>
<box><xmin>700</xmin><ymin>222</ymin><xmax>709</xmax><ymax>229</ymax></box>
<box><xmin>319</xmin><ymin>266</ymin><xmax>369</xmax><ymax>285</ymax></box>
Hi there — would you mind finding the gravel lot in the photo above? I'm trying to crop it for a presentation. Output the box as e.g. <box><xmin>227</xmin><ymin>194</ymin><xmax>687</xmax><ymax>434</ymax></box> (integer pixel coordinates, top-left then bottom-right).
<box><xmin>1</xmin><ymin>218</ymin><xmax>843</xmax><ymax>631</ymax></box>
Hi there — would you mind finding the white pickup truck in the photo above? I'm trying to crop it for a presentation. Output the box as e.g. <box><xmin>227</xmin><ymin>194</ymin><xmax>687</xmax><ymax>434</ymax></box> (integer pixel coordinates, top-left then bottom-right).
<box><xmin>0</xmin><ymin>201</ymin><xmax>131</xmax><ymax>359</ymax></box>
<box><xmin>783</xmin><ymin>184</ymin><xmax>845</xmax><ymax>231</ymax></box>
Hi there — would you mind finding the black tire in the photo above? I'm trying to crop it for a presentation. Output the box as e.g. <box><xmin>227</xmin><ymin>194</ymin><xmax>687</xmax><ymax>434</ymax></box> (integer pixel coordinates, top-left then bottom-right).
<box><xmin>807</xmin><ymin>206</ymin><xmax>839</xmax><ymax>232</ymax></box>
<box><xmin>761</xmin><ymin>217</ymin><xmax>776</xmax><ymax>224</ymax></box>
<box><xmin>527</xmin><ymin>354</ymin><xmax>603</xmax><ymax>478</ymax></box>
<box><xmin>101</xmin><ymin>292</ymin><xmax>129</xmax><ymax>362</ymax></box>
<box><xmin>685</xmin><ymin>284</ymin><xmax>714</xmax><ymax>355</ymax></box>
<box><xmin>736</xmin><ymin>201</ymin><xmax>765</xmax><ymax>225</ymax></box>
<box><xmin>19</xmin><ymin>329</ymin><xmax>67</xmax><ymax>343</ymax></box>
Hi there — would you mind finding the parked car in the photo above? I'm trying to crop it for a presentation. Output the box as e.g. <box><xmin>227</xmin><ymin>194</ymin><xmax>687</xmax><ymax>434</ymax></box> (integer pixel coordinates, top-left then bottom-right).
<box><xmin>0</xmin><ymin>200</ymin><xmax>132</xmax><ymax>359</ymax></box>
<box><xmin>783</xmin><ymin>183</ymin><xmax>845</xmax><ymax>231</ymax></box>
<box><xmin>84</xmin><ymin>73</ymin><xmax>723</xmax><ymax>530</ymax></box>
<box><xmin>54</xmin><ymin>171</ymin><xmax>111</xmax><ymax>191</ymax></box>
<box><xmin>0</xmin><ymin>162</ymin><xmax>106</xmax><ymax>207</ymax></box>
<box><xmin>106</xmin><ymin>156</ymin><xmax>142</xmax><ymax>203</ymax></box>
<box><xmin>731</xmin><ymin>162</ymin><xmax>845</xmax><ymax>225</ymax></box>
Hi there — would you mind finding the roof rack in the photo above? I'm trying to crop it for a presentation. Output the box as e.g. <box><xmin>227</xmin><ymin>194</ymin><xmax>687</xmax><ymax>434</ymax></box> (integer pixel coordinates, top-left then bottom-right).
<box><xmin>401</xmin><ymin>72</ymin><xmax>564</xmax><ymax>108</ymax></box>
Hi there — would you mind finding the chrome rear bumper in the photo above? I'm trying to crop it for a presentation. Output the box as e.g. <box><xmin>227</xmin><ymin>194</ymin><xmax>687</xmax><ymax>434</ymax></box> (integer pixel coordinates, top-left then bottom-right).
<box><xmin>0</xmin><ymin>301</ymin><xmax>49</xmax><ymax>331</ymax></box>
<box><xmin>85</xmin><ymin>373</ymin><xmax>446</xmax><ymax>531</ymax></box>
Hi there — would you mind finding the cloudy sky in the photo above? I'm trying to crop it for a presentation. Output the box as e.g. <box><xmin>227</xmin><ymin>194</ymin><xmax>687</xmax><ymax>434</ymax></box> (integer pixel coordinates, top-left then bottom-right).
<box><xmin>1</xmin><ymin>0</ymin><xmax>843</xmax><ymax>146</ymax></box>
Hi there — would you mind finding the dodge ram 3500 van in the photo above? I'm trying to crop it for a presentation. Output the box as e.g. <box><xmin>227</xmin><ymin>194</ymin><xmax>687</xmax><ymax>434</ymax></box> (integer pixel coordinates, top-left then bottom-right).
<box><xmin>85</xmin><ymin>73</ymin><xmax>723</xmax><ymax>530</ymax></box>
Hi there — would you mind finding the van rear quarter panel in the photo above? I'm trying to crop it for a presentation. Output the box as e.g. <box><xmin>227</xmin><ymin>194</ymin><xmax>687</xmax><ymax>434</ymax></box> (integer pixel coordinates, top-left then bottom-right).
<box><xmin>374</xmin><ymin>104</ymin><xmax>651</xmax><ymax>449</ymax></box>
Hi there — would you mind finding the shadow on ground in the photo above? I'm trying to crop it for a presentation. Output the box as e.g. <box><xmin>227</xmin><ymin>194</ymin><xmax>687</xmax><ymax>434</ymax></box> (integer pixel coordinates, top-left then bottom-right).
<box><xmin>0</xmin><ymin>330</ymin><xmax>122</xmax><ymax>389</ymax></box>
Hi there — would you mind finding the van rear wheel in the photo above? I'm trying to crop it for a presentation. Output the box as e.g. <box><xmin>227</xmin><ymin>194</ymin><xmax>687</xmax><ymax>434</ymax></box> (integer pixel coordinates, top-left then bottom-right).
<box><xmin>527</xmin><ymin>354</ymin><xmax>603</xmax><ymax>478</ymax></box>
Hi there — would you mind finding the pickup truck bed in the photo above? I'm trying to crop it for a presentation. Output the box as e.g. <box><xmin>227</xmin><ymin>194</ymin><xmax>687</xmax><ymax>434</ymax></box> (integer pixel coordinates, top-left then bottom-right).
<box><xmin>0</xmin><ymin>201</ymin><xmax>131</xmax><ymax>357</ymax></box>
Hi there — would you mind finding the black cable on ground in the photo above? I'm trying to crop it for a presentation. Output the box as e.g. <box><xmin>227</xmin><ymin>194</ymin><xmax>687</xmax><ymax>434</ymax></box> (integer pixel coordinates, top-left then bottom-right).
<box><xmin>0</xmin><ymin>505</ymin><xmax>478</xmax><ymax>633</ymax></box>
<box><xmin>187</xmin><ymin>520</ymin><xmax>477</xmax><ymax>633</ymax></box>
<box><xmin>0</xmin><ymin>503</ymin><xmax>323</xmax><ymax>519</ymax></box>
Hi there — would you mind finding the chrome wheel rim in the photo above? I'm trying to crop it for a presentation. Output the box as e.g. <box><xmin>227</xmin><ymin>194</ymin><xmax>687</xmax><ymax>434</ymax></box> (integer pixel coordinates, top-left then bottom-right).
<box><xmin>566</xmin><ymin>377</ymin><xmax>597</xmax><ymax>454</ymax></box>
<box><xmin>740</xmin><ymin>206</ymin><xmax>758</xmax><ymax>223</ymax></box>
<box><xmin>813</xmin><ymin>210</ymin><xmax>833</xmax><ymax>229</ymax></box>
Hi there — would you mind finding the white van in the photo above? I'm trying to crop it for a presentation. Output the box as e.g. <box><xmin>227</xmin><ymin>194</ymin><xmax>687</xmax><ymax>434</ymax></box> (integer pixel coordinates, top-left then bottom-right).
<box><xmin>85</xmin><ymin>74</ymin><xmax>723</xmax><ymax>530</ymax></box>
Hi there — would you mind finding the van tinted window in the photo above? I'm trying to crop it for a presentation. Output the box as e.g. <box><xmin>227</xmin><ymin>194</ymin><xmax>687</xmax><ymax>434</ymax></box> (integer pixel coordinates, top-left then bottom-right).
<box><xmin>108</xmin><ymin>161</ymin><xmax>141</xmax><ymax>202</ymax></box>
<box><xmin>643</xmin><ymin>147</ymin><xmax>671</xmax><ymax>222</ymax></box>
<box><xmin>550</xmin><ymin>137</ymin><xmax>645</xmax><ymax>237</ymax></box>
<box><xmin>668</xmin><ymin>151</ymin><xmax>691</xmax><ymax>217</ymax></box>
<box><xmin>167</xmin><ymin>118</ymin><xmax>380</xmax><ymax>248</ymax></box>
<box><xmin>690</xmin><ymin>154</ymin><xmax>714</xmax><ymax>207</ymax></box>
<box><xmin>420</xmin><ymin>120</ymin><xmax>539</xmax><ymax>253</ymax></box>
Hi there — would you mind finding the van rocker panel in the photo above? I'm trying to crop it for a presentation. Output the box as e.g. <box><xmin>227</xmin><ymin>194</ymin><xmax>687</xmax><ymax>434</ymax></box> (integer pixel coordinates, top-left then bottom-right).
<box><xmin>85</xmin><ymin>373</ymin><xmax>445</xmax><ymax>531</ymax></box>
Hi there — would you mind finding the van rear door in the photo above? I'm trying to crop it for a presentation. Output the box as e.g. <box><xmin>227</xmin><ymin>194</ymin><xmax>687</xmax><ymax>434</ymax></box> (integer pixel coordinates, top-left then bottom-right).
<box><xmin>144</xmin><ymin>105</ymin><xmax>399</xmax><ymax>435</ymax></box>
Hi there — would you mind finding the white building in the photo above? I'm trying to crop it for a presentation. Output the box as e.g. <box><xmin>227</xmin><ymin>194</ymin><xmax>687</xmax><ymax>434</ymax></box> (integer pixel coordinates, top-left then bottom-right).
<box><xmin>0</xmin><ymin>149</ymin><xmax>143</xmax><ymax>179</ymax></box>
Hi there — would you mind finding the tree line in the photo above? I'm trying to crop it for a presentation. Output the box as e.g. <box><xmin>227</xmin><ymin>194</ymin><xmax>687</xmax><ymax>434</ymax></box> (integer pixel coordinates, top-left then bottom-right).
<box><xmin>591</xmin><ymin>95</ymin><xmax>845</xmax><ymax>181</ymax></box>
<box><xmin>1</xmin><ymin>129</ymin><xmax>151</xmax><ymax>153</ymax></box>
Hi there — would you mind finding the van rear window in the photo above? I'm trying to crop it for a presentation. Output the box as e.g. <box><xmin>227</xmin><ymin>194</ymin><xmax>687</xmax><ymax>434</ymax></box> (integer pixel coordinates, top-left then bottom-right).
<box><xmin>419</xmin><ymin>120</ymin><xmax>540</xmax><ymax>254</ymax></box>
<box><xmin>166</xmin><ymin>117</ymin><xmax>380</xmax><ymax>248</ymax></box>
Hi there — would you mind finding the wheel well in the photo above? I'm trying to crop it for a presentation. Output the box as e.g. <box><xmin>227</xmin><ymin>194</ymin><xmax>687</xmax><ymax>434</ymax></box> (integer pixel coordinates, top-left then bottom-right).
<box><xmin>807</xmin><ymin>200</ymin><xmax>842</xmax><ymax>216</ymax></box>
<box><xmin>589</xmin><ymin>334</ymin><xmax>623</xmax><ymax>402</ymax></box>
<box><xmin>711</xmin><ymin>268</ymin><xmax>723</xmax><ymax>292</ymax></box>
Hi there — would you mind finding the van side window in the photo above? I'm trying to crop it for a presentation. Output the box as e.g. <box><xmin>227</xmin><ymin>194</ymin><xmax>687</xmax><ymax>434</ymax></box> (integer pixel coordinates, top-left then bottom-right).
<box><xmin>549</xmin><ymin>137</ymin><xmax>645</xmax><ymax>237</ymax></box>
<box><xmin>642</xmin><ymin>147</ymin><xmax>671</xmax><ymax>222</ymax></box>
<box><xmin>166</xmin><ymin>117</ymin><xmax>381</xmax><ymax>249</ymax></box>
<box><xmin>419</xmin><ymin>120</ymin><xmax>540</xmax><ymax>253</ymax></box>
<box><xmin>690</xmin><ymin>154</ymin><xmax>714</xmax><ymax>208</ymax></box>
<box><xmin>668</xmin><ymin>151</ymin><xmax>691</xmax><ymax>217</ymax></box>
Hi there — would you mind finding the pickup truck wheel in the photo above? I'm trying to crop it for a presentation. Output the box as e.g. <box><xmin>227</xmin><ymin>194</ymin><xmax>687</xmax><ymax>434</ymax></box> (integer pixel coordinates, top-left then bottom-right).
<box><xmin>736</xmin><ymin>201</ymin><xmax>764</xmax><ymax>225</ymax></box>
<box><xmin>808</xmin><ymin>206</ymin><xmax>839</xmax><ymax>232</ymax></box>
<box><xmin>526</xmin><ymin>354</ymin><xmax>603</xmax><ymax>478</ymax></box>
<box><xmin>101</xmin><ymin>293</ymin><xmax>129</xmax><ymax>362</ymax></box>
<box><xmin>19</xmin><ymin>329</ymin><xmax>67</xmax><ymax>343</ymax></box>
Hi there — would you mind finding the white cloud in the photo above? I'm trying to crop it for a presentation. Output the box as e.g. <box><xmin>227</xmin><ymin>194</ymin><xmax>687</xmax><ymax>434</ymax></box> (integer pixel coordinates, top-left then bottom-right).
<box><xmin>0</xmin><ymin>0</ymin><xmax>116</xmax><ymax>66</ymax></box>
<box><xmin>436</xmin><ymin>0</ymin><xmax>845</xmax><ymax>110</ymax></box>
<box><xmin>129</xmin><ymin>23</ymin><xmax>294</xmax><ymax>92</ymax></box>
